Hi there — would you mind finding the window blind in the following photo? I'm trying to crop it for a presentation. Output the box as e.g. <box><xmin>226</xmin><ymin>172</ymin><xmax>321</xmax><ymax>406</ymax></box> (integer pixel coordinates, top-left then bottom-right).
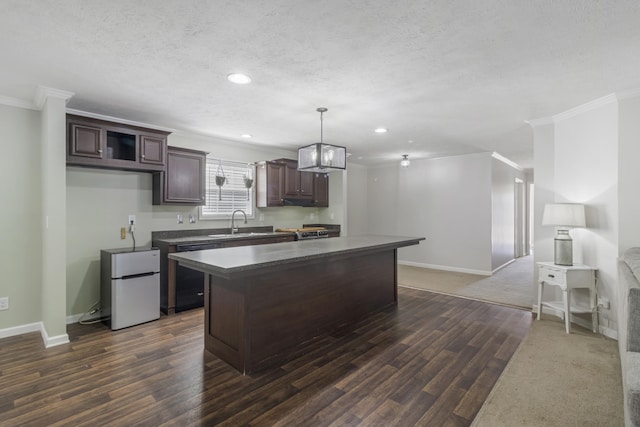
<box><xmin>201</xmin><ymin>158</ymin><xmax>254</xmax><ymax>218</ymax></box>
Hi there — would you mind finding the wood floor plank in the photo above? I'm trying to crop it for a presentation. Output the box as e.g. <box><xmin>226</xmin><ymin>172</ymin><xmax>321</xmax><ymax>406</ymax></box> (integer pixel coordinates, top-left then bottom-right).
<box><xmin>0</xmin><ymin>287</ymin><xmax>531</xmax><ymax>426</ymax></box>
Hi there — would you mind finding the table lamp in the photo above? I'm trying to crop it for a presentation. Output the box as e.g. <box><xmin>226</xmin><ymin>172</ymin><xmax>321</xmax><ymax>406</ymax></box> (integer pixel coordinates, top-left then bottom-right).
<box><xmin>542</xmin><ymin>203</ymin><xmax>586</xmax><ymax>266</ymax></box>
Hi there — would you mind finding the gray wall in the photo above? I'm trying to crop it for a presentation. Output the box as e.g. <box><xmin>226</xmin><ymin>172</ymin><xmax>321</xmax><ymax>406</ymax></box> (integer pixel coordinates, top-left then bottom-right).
<box><xmin>364</xmin><ymin>152</ymin><xmax>523</xmax><ymax>275</ymax></box>
<box><xmin>0</xmin><ymin>105</ymin><xmax>43</xmax><ymax>330</ymax></box>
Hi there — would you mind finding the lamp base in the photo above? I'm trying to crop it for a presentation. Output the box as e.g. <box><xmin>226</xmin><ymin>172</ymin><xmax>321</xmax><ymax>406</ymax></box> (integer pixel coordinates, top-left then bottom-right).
<box><xmin>554</xmin><ymin>229</ymin><xmax>573</xmax><ymax>266</ymax></box>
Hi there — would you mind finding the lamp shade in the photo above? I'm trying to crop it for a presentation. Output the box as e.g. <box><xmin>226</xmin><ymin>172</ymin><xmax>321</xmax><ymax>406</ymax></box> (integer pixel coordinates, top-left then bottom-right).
<box><xmin>542</xmin><ymin>203</ymin><xmax>586</xmax><ymax>227</ymax></box>
<box><xmin>298</xmin><ymin>143</ymin><xmax>346</xmax><ymax>173</ymax></box>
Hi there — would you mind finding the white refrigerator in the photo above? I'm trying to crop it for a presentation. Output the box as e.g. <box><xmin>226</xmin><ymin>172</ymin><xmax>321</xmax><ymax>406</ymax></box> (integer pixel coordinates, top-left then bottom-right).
<box><xmin>100</xmin><ymin>247</ymin><xmax>161</xmax><ymax>330</ymax></box>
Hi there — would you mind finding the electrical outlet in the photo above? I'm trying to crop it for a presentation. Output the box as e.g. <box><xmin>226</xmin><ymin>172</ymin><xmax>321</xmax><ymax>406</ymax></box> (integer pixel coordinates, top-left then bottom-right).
<box><xmin>177</xmin><ymin>214</ymin><xmax>183</xmax><ymax>224</ymax></box>
<box><xmin>128</xmin><ymin>214</ymin><xmax>136</xmax><ymax>225</ymax></box>
<box><xmin>189</xmin><ymin>214</ymin><xmax>196</xmax><ymax>224</ymax></box>
<box><xmin>259</xmin><ymin>213</ymin><xmax>265</xmax><ymax>222</ymax></box>
<box><xmin>0</xmin><ymin>297</ymin><xmax>9</xmax><ymax>311</ymax></box>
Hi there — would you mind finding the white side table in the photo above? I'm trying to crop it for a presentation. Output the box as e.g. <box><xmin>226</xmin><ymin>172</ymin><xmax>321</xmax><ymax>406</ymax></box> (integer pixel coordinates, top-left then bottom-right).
<box><xmin>536</xmin><ymin>262</ymin><xmax>597</xmax><ymax>334</ymax></box>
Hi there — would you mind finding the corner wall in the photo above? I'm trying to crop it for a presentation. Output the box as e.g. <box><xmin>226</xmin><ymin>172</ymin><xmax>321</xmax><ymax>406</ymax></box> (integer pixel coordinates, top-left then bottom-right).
<box><xmin>0</xmin><ymin>105</ymin><xmax>43</xmax><ymax>331</ymax></box>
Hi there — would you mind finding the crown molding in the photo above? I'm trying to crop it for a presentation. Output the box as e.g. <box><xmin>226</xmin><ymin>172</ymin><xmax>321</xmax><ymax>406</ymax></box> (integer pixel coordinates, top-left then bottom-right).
<box><xmin>552</xmin><ymin>93</ymin><xmax>617</xmax><ymax>123</ymax></box>
<box><xmin>65</xmin><ymin>108</ymin><xmax>175</xmax><ymax>133</ymax></box>
<box><xmin>0</xmin><ymin>94</ymin><xmax>38</xmax><ymax>110</ymax></box>
<box><xmin>525</xmin><ymin>117</ymin><xmax>554</xmax><ymax>128</ymax></box>
<box><xmin>34</xmin><ymin>86</ymin><xmax>74</xmax><ymax>109</ymax></box>
<box><xmin>491</xmin><ymin>152</ymin><xmax>523</xmax><ymax>171</ymax></box>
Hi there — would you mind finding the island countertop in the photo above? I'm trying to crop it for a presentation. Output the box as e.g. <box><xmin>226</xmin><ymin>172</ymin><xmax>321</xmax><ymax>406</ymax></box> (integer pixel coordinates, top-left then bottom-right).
<box><xmin>168</xmin><ymin>235</ymin><xmax>425</xmax><ymax>278</ymax></box>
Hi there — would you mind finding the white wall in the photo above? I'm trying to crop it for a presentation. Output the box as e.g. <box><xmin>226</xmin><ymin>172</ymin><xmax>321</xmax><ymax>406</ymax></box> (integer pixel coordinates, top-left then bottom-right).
<box><xmin>0</xmin><ymin>105</ymin><xmax>43</xmax><ymax>330</ymax></box>
<box><xmin>367</xmin><ymin>153</ymin><xmax>494</xmax><ymax>274</ymax></box>
<box><xmin>491</xmin><ymin>156</ymin><xmax>522</xmax><ymax>270</ymax></box>
<box><xmin>533</xmin><ymin>96</ymin><xmax>620</xmax><ymax>336</ymax></box>
<box><xmin>345</xmin><ymin>163</ymin><xmax>368</xmax><ymax>236</ymax></box>
<box><xmin>618</xmin><ymin>94</ymin><xmax>640</xmax><ymax>254</ymax></box>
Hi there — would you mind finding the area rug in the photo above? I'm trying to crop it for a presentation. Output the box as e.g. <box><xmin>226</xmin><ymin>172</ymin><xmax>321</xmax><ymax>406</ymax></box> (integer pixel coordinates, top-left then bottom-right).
<box><xmin>472</xmin><ymin>317</ymin><xmax>623</xmax><ymax>426</ymax></box>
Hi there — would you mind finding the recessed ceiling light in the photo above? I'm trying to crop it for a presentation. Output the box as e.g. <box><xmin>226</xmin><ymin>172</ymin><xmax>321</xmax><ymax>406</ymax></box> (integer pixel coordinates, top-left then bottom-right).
<box><xmin>227</xmin><ymin>73</ymin><xmax>251</xmax><ymax>84</ymax></box>
<box><xmin>408</xmin><ymin>140</ymin><xmax>414</xmax><ymax>144</ymax></box>
<box><xmin>240</xmin><ymin>133</ymin><xmax>252</xmax><ymax>138</ymax></box>
<box><xmin>374</xmin><ymin>128</ymin><xmax>388</xmax><ymax>133</ymax></box>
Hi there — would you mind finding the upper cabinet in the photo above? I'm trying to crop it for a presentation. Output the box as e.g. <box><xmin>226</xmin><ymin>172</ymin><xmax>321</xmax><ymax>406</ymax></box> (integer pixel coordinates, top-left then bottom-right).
<box><xmin>256</xmin><ymin>161</ymin><xmax>285</xmax><ymax>207</ymax></box>
<box><xmin>256</xmin><ymin>159</ymin><xmax>329</xmax><ymax>208</ymax></box>
<box><xmin>153</xmin><ymin>146</ymin><xmax>207</xmax><ymax>205</ymax></box>
<box><xmin>66</xmin><ymin>114</ymin><xmax>169</xmax><ymax>172</ymax></box>
<box><xmin>313</xmin><ymin>172</ymin><xmax>329</xmax><ymax>207</ymax></box>
<box><xmin>280</xmin><ymin>159</ymin><xmax>313</xmax><ymax>200</ymax></box>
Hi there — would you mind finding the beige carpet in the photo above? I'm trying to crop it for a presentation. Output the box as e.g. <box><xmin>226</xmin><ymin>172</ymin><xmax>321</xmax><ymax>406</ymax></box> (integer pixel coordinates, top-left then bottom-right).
<box><xmin>472</xmin><ymin>316</ymin><xmax>623</xmax><ymax>426</ymax></box>
<box><xmin>398</xmin><ymin>255</ymin><xmax>534</xmax><ymax>309</ymax></box>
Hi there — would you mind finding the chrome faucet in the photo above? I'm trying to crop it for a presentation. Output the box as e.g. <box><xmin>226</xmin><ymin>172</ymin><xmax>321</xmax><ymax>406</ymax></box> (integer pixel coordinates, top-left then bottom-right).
<box><xmin>231</xmin><ymin>209</ymin><xmax>247</xmax><ymax>234</ymax></box>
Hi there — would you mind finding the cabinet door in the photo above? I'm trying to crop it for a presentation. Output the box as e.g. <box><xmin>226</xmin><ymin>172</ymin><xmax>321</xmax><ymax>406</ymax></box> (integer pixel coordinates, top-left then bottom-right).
<box><xmin>266</xmin><ymin>162</ymin><xmax>285</xmax><ymax>206</ymax></box>
<box><xmin>283</xmin><ymin>160</ymin><xmax>299</xmax><ymax>197</ymax></box>
<box><xmin>299</xmin><ymin>171</ymin><xmax>314</xmax><ymax>198</ymax></box>
<box><xmin>69</xmin><ymin>123</ymin><xmax>103</xmax><ymax>159</ymax></box>
<box><xmin>155</xmin><ymin>147</ymin><xmax>206</xmax><ymax>205</ymax></box>
<box><xmin>313</xmin><ymin>172</ymin><xmax>329</xmax><ymax>207</ymax></box>
<box><xmin>140</xmin><ymin>134</ymin><xmax>167</xmax><ymax>166</ymax></box>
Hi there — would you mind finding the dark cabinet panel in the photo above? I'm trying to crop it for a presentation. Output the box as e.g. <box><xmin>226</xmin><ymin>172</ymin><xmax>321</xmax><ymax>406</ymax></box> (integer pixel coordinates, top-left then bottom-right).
<box><xmin>69</xmin><ymin>123</ymin><xmax>103</xmax><ymax>158</ymax></box>
<box><xmin>153</xmin><ymin>146</ymin><xmax>207</xmax><ymax>205</ymax></box>
<box><xmin>66</xmin><ymin>114</ymin><xmax>168</xmax><ymax>172</ymax></box>
<box><xmin>256</xmin><ymin>161</ymin><xmax>285</xmax><ymax>207</ymax></box>
<box><xmin>140</xmin><ymin>134</ymin><xmax>166</xmax><ymax>165</ymax></box>
<box><xmin>282</xmin><ymin>159</ymin><xmax>313</xmax><ymax>200</ymax></box>
<box><xmin>257</xmin><ymin>159</ymin><xmax>329</xmax><ymax>207</ymax></box>
<box><xmin>313</xmin><ymin>172</ymin><xmax>329</xmax><ymax>207</ymax></box>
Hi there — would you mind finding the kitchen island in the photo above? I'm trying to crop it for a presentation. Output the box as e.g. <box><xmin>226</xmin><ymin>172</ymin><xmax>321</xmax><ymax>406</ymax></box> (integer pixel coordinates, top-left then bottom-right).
<box><xmin>169</xmin><ymin>235</ymin><xmax>424</xmax><ymax>374</ymax></box>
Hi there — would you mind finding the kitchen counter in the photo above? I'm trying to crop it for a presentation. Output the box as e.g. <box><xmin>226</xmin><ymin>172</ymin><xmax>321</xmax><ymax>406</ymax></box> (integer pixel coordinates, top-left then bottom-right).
<box><xmin>169</xmin><ymin>235</ymin><xmax>423</xmax><ymax>278</ymax></box>
<box><xmin>169</xmin><ymin>234</ymin><xmax>424</xmax><ymax>374</ymax></box>
<box><xmin>153</xmin><ymin>231</ymin><xmax>294</xmax><ymax>246</ymax></box>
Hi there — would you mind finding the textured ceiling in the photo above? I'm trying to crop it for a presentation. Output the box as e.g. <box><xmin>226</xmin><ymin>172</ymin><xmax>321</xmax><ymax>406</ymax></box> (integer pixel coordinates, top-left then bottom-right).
<box><xmin>2</xmin><ymin>1</ymin><xmax>640</xmax><ymax>168</ymax></box>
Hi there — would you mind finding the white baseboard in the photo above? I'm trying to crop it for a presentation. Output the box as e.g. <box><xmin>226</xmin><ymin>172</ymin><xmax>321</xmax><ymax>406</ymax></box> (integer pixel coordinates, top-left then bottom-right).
<box><xmin>0</xmin><ymin>320</ymin><xmax>70</xmax><ymax>347</ymax></box>
<box><xmin>531</xmin><ymin>305</ymin><xmax>618</xmax><ymax>340</ymax></box>
<box><xmin>41</xmin><ymin>326</ymin><xmax>69</xmax><ymax>348</ymax></box>
<box><xmin>0</xmin><ymin>321</ymin><xmax>42</xmax><ymax>340</ymax></box>
<box><xmin>492</xmin><ymin>259</ymin><xmax>516</xmax><ymax>274</ymax></box>
<box><xmin>398</xmin><ymin>260</ymin><xmax>492</xmax><ymax>276</ymax></box>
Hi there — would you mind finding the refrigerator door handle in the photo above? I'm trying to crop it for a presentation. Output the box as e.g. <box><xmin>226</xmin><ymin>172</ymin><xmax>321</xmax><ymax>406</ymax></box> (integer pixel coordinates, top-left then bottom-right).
<box><xmin>120</xmin><ymin>271</ymin><xmax>157</xmax><ymax>280</ymax></box>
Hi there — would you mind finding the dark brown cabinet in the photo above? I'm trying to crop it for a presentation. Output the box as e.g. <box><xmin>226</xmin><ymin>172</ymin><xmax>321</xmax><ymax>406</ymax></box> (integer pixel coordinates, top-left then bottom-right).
<box><xmin>256</xmin><ymin>159</ymin><xmax>330</xmax><ymax>207</ymax></box>
<box><xmin>256</xmin><ymin>161</ymin><xmax>285</xmax><ymax>207</ymax></box>
<box><xmin>313</xmin><ymin>172</ymin><xmax>329</xmax><ymax>207</ymax></box>
<box><xmin>281</xmin><ymin>159</ymin><xmax>313</xmax><ymax>200</ymax></box>
<box><xmin>153</xmin><ymin>146</ymin><xmax>207</xmax><ymax>205</ymax></box>
<box><xmin>66</xmin><ymin>114</ymin><xmax>168</xmax><ymax>172</ymax></box>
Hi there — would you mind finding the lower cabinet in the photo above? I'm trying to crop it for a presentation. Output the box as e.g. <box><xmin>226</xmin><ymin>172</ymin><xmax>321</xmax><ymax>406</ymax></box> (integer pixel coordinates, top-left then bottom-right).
<box><xmin>153</xmin><ymin>146</ymin><xmax>207</xmax><ymax>205</ymax></box>
<box><xmin>156</xmin><ymin>234</ymin><xmax>297</xmax><ymax>314</ymax></box>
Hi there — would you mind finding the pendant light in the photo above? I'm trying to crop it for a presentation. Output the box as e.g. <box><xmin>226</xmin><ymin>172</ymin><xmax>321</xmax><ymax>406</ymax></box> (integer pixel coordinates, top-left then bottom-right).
<box><xmin>400</xmin><ymin>154</ymin><xmax>410</xmax><ymax>168</ymax></box>
<box><xmin>297</xmin><ymin>107</ymin><xmax>347</xmax><ymax>173</ymax></box>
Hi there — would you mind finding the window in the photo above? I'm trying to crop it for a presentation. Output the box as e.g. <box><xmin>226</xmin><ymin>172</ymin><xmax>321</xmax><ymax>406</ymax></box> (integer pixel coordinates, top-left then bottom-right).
<box><xmin>200</xmin><ymin>158</ymin><xmax>254</xmax><ymax>219</ymax></box>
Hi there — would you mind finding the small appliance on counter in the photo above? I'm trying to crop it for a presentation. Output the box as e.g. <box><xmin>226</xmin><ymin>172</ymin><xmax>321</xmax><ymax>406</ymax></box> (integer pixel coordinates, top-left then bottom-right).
<box><xmin>100</xmin><ymin>247</ymin><xmax>160</xmax><ymax>330</ymax></box>
<box><xmin>275</xmin><ymin>227</ymin><xmax>329</xmax><ymax>240</ymax></box>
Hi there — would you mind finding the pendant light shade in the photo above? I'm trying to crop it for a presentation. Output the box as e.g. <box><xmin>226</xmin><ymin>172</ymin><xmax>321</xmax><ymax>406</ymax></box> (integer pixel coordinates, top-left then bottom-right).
<box><xmin>298</xmin><ymin>108</ymin><xmax>346</xmax><ymax>173</ymax></box>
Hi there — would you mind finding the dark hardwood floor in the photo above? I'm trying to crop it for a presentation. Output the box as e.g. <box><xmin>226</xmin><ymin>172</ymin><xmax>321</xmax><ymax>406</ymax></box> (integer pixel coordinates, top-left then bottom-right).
<box><xmin>0</xmin><ymin>287</ymin><xmax>532</xmax><ymax>426</ymax></box>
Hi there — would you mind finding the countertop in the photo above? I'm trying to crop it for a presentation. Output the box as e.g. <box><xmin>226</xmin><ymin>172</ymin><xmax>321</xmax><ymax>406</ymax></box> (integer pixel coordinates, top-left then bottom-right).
<box><xmin>153</xmin><ymin>231</ymin><xmax>293</xmax><ymax>245</ymax></box>
<box><xmin>168</xmin><ymin>235</ymin><xmax>425</xmax><ymax>277</ymax></box>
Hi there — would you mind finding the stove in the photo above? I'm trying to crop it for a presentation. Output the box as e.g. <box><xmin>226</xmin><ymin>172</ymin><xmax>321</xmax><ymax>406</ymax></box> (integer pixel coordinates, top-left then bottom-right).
<box><xmin>275</xmin><ymin>227</ymin><xmax>329</xmax><ymax>240</ymax></box>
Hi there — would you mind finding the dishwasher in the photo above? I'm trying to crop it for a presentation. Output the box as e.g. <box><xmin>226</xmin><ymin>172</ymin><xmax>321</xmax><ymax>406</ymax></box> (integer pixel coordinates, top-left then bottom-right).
<box><xmin>174</xmin><ymin>242</ymin><xmax>222</xmax><ymax>312</ymax></box>
<box><xmin>100</xmin><ymin>247</ymin><xmax>160</xmax><ymax>330</ymax></box>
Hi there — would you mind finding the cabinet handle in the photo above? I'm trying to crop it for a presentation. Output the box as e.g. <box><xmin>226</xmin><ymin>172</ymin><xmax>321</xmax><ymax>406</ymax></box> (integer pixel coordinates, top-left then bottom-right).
<box><xmin>141</xmin><ymin>154</ymin><xmax>145</xmax><ymax>158</ymax></box>
<box><xmin>197</xmin><ymin>292</ymin><xmax>203</xmax><ymax>296</ymax></box>
<box><xmin>97</xmin><ymin>149</ymin><xmax>103</xmax><ymax>153</ymax></box>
